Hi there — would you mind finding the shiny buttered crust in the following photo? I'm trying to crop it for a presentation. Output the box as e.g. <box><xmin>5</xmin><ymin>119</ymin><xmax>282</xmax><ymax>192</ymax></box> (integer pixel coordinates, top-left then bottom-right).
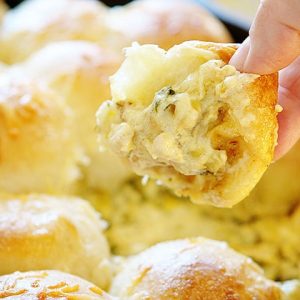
<box><xmin>97</xmin><ymin>42</ymin><xmax>279</xmax><ymax>207</ymax></box>
<box><xmin>110</xmin><ymin>238</ymin><xmax>282</xmax><ymax>300</ymax></box>
<box><xmin>0</xmin><ymin>270</ymin><xmax>114</xmax><ymax>299</ymax></box>
<box><xmin>19</xmin><ymin>41</ymin><xmax>133</xmax><ymax>192</ymax></box>
<box><xmin>107</xmin><ymin>0</ymin><xmax>232</xmax><ymax>50</ymax></box>
<box><xmin>0</xmin><ymin>0</ymin><xmax>109</xmax><ymax>63</ymax></box>
<box><xmin>0</xmin><ymin>75</ymin><xmax>81</xmax><ymax>194</ymax></box>
<box><xmin>0</xmin><ymin>194</ymin><xmax>112</xmax><ymax>289</ymax></box>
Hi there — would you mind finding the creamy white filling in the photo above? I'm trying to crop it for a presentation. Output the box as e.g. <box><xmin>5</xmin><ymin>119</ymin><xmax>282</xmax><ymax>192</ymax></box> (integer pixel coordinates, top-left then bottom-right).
<box><xmin>101</xmin><ymin>59</ymin><xmax>258</xmax><ymax>179</ymax></box>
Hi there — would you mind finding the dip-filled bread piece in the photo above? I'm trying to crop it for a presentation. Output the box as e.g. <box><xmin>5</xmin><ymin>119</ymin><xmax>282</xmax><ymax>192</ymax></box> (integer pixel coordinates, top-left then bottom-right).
<box><xmin>97</xmin><ymin>42</ymin><xmax>279</xmax><ymax>207</ymax></box>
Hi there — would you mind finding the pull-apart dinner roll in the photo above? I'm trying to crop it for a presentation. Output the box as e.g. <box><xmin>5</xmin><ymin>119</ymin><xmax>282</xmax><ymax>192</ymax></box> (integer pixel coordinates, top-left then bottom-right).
<box><xmin>0</xmin><ymin>75</ymin><xmax>81</xmax><ymax>194</ymax></box>
<box><xmin>107</xmin><ymin>0</ymin><xmax>232</xmax><ymax>50</ymax></box>
<box><xmin>19</xmin><ymin>41</ymin><xmax>132</xmax><ymax>191</ymax></box>
<box><xmin>110</xmin><ymin>237</ymin><xmax>282</xmax><ymax>300</ymax></box>
<box><xmin>0</xmin><ymin>194</ymin><xmax>112</xmax><ymax>289</ymax></box>
<box><xmin>0</xmin><ymin>270</ymin><xmax>114</xmax><ymax>299</ymax></box>
<box><xmin>97</xmin><ymin>42</ymin><xmax>279</xmax><ymax>207</ymax></box>
<box><xmin>0</xmin><ymin>0</ymin><xmax>109</xmax><ymax>64</ymax></box>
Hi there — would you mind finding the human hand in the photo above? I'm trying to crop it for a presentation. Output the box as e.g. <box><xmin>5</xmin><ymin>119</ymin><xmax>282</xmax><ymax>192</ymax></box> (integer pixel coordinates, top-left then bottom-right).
<box><xmin>230</xmin><ymin>0</ymin><xmax>300</xmax><ymax>159</ymax></box>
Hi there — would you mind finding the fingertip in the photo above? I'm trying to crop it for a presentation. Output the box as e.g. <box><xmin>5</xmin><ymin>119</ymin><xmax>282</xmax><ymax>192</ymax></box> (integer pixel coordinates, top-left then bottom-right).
<box><xmin>274</xmin><ymin>115</ymin><xmax>291</xmax><ymax>160</ymax></box>
<box><xmin>274</xmin><ymin>87</ymin><xmax>300</xmax><ymax>160</ymax></box>
<box><xmin>274</xmin><ymin>130</ymin><xmax>290</xmax><ymax>160</ymax></box>
<box><xmin>229</xmin><ymin>38</ymin><xmax>250</xmax><ymax>72</ymax></box>
<box><xmin>273</xmin><ymin>124</ymin><xmax>298</xmax><ymax>160</ymax></box>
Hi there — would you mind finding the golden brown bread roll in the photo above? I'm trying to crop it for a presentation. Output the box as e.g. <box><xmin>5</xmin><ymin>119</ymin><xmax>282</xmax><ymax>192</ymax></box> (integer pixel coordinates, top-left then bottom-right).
<box><xmin>0</xmin><ymin>0</ymin><xmax>109</xmax><ymax>64</ymax></box>
<box><xmin>0</xmin><ymin>270</ymin><xmax>114</xmax><ymax>299</ymax></box>
<box><xmin>18</xmin><ymin>41</ymin><xmax>133</xmax><ymax>191</ymax></box>
<box><xmin>110</xmin><ymin>237</ymin><xmax>282</xmax><ymax>299</ymax></box>
<box><xmin>0</xmin><ymin>194</ymin><xmax>112</xmax><ymax>289</ymax></box>
<box><xmin>0</xmin><ymin>74</ymin><xmax>82</xmax><ymax>194</ymax></box>
<box><xmin>107</xmin><ymin>0</ymin><xmax>232</xmax><ymax>50</ymax></box>
<box><xmin>97</xmin><ymin>41</ymin><xmax>279</xmax><ymax>207</ymax></box>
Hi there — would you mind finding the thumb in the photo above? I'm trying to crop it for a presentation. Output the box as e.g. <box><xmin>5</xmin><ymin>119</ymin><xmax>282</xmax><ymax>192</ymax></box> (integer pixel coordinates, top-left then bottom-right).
<box><xmin>230</xmin><ymin>0</ymin><xmax>300</xmax><ymax>75</ymax></box>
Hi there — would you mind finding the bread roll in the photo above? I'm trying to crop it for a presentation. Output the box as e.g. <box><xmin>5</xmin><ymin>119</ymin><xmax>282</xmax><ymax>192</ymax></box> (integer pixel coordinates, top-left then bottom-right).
<box><xmin>97</xmin><ymin>41</ymin><xmax>279</xmax><ymax>207</ymax></box>
<box><xmin>107</xmin><ymin>0</ymin><xmax>232</xmax><ymax>50</ymax></box>
<box><xmin>0</xmin><ymin>270</ymin><xmax>114</xmax><ymax>299</ymax></box>
<box><xmin>0</xmin><ymin>0</ymin><xmax>109</xmax><ymax>64</ymax></box>
<box><xmin>0</xmin><ymin>194</ymin><xmax>112</xmax><ymax>289</ymax></box>
<box><xmin>0</xmin><ymin>74</ymin><xmax>81</xmax><ymax>194</ymax></box>
<box><xmin>110</xmin><ymin>237</ymin><xmax>282</xmax><ymax>299</ymax></box>
<box><xmin>19</xmin><ymin>41</ymin><xmax>132</xmax><ymax>191</ymax></box>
